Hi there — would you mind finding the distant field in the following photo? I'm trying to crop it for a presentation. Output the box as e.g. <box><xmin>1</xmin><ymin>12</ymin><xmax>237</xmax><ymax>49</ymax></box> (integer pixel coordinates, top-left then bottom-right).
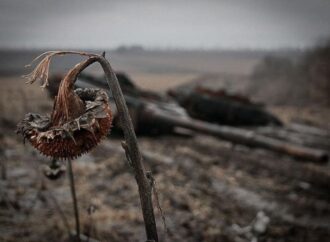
<box><xmin>0</xmin><ymin>49</ymin><xmax>264</xmax><ymax>91</ymax></box>
<box><xmin>0</xmin><ymin>49</ymin><xmax>263</xmax><ymax>124</ymax></box>
<box><xmin>0</xmin><ymin>49</ymin><xmax>263</xmax><ymax>74</ymax></box>
<box><xmin>0</xmin><ymin>77</ymin><xmax>52</xmax><ymax>124</ymax></box>
<box><xmin>110</xmin><ymin>50</ymin><xmax>262</xmax><ymax>76</ymax></box>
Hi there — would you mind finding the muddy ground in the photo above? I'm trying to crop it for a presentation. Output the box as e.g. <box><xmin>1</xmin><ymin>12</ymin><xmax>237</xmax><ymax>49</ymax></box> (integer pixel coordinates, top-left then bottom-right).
<box><xmin>0</xmin><ymin>49</ymin><xmax>329</xmax><ymax>242</ymax></box>
<box><xmin>1</xmin><ymin>79</ymin><xmax>330</xmax><ymax>242</ymax></box>
<box><xmin>1</xmin><ymin>121</ymin><xmax>330</xmax><ymax>242</ymax></box>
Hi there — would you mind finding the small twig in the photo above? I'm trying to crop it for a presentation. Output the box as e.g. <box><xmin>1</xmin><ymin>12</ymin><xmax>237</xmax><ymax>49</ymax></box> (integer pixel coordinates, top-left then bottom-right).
<box><xmin>23</xmin><ymin>170</ymin><xmax>47</xmax><ymax>217</ymax></box>
<box><xmin>67</xmin><ymin>159</ymin><xmax>81</xmax><ymax>242</ymax></box>
<box><xmin>86</xmin><ymin>204</ymin><xmax>98</xmax><ymax>242</ymax></box>
<box><xmin>0</xmin><ymin>157</ymin><xmax>6</xmax><ymax>180</ymax></box>
<box><xmin>47</xmin><ymin>190</ymin><xmax>71</xmax><ymax>237</ymax></box>
<box><xmin>147</xmin><ymin>172</ymin><xmax>168</xmax><ymax>238</ymax></box>
<box><xmin>0</xmin><ymin>135</ymin><xmax>6</xmax><ymax>180</ymax></box>
<box><xmin>121</xmin><ymin>141</ymin><xmax>133</xmax><ymax>168</ymax></box>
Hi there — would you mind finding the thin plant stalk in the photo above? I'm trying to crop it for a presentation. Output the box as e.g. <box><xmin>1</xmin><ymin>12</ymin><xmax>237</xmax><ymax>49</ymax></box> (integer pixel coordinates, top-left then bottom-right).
<box><xmin>25</xmin><ymin>51</ymin><xmax>159</xmax><ymax>242</ymax></box>
<box><xmin>62</xmin><ymin>52</ymin><xmax>159</xmax><ymax>241</ymax></box>
<box><xmin>0</xmin><ymin>157</ymin><xmax>6</xmax><ymax>180</ymax></box>
<box><xmin>98</xmin><ymin>55</ymin><xmax>158</xmax><ymax>242</ymax></box>
<box><xmin>47</xmin><ymin>190</ymin><xmax>71</xmax><ymax>237</ymax></box>
<box><xmin>67</xmin><ymin>159</ymin><xmax>81</xmax><ymax>242</ymax></box>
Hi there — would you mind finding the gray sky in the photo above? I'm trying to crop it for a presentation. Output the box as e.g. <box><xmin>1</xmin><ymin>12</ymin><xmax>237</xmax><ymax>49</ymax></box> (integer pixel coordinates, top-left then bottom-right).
<box><xmin>0</xmin><ymin>0</ymin><xmax>330</xmax><ymax>49</ymax></box>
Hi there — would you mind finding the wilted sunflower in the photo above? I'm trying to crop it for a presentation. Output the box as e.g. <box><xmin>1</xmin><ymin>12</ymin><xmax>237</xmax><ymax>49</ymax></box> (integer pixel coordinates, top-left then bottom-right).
<box><xmin>17</xmin><ymin>52</ymin><xmax>113</xmax><ymax>159</ymax></box>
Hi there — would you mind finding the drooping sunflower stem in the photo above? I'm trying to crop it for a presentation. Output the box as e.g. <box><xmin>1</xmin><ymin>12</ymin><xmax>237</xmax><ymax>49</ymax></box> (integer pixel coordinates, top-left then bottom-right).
<box><xmin>97</xmin><ymin>55</ymin><xmax>159</xmax><ymax>242</ymax></box>
<box><xmin>23</xmin><ymin>51</ymin><xmax>159</xmax><ymax>242</ymax></box>
<box><xmin>51</xmin><ymin>58</ymin><xmax>97</xmax><ymax>126</ymax></box>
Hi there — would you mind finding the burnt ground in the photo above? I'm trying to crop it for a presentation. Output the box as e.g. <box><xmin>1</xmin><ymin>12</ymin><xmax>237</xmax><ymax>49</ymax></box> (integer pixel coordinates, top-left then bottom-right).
<box><xmin>0</xmin><ymin>49</ymin><xmax>329</xmax><ymax>241</ymax></box>
<box><xmin>1</xmin><ymin>115</ymin><xmax>329</xmax><ymax>242</ymax></box>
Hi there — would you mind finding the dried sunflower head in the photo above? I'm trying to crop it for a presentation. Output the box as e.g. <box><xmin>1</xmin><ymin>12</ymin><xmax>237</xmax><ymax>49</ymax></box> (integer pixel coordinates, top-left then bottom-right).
<box><xmin>17</xmin><ymin>54</ymin><xmax>113</xmax><ymax>159</ymax></box>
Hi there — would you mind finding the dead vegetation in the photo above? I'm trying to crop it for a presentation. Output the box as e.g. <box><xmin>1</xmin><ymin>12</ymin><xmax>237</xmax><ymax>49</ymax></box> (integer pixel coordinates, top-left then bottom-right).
<box><xmin>1</xmin><ymin>125</ymin><xmax>330</xmax><ymax>241</ymax></box>
<box><xmin>249</xmin><ymin>41</ymin><xmax>330</xmax><ymax>107</ymax></box>
<box><xmin>12</xmin><ymin>51</ymin><xmax>159</xmax><ymax>242</ymax></box>
<box><xmin>0</xmin><ymin>47</ymin><xmax>329</xmax><ymax>242</ymax></box>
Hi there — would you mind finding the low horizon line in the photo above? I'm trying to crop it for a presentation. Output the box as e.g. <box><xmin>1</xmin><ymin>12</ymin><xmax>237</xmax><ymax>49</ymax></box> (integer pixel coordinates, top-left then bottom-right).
<box><xmin>0</xmin><ymin>45</ymin><xmax>311</xmax><ymax>52</ymax></box>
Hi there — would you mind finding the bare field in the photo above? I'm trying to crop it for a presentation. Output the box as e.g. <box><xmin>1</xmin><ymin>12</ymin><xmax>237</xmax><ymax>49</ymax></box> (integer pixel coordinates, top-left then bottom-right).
<box><xmin>1</xmin><ymin>50</ymin><xmax>329</xmax><ymax>242</ymax></box>
<box><xmin>0</xmin><ymin>77</ymin><xmax>52</xmax><ymax>124</ymax></box>
<box><xmin>110</xmin><ymin>51</ymin><xmax>261</xmax><ymax>76</ymax></box>
<box><xmin>0</xmin><ymin>50</ymin><xmax>263</xmax><ymax>99</ymax></box>
<box><xmin>128</xmin><ymin>72</ymin><xmax>197</xmax><ymax>91</ymax></box>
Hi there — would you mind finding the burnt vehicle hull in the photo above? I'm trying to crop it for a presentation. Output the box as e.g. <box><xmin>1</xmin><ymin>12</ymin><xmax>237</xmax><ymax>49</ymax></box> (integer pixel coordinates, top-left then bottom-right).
<box><xmin>169</xmin><ymin>87</ymin><xmax>282</xmax><ymax>127</ymax></box>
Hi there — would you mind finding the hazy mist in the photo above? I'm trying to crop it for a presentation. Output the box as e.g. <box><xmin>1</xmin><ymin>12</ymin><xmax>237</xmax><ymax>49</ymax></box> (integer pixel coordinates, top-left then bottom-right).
<box><xmin>0</xmin><ymin>0</ymin><xmax>330</xmax><ymax>50</ymax></box>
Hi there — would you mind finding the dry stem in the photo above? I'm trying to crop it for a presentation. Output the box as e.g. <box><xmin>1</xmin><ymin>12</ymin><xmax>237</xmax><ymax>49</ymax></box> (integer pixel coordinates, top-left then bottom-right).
<box><xmin>25</xmin><ymin>51</ymin><xmax>159</xmax><ymax>242</ymax></box>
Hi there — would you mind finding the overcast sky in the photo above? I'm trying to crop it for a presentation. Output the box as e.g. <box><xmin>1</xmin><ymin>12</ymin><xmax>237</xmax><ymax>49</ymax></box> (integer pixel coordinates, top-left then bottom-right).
<box><xmin>0</xmin><ymin>0</ymin><xmax>330</xmax><ymax>50</ymax></box>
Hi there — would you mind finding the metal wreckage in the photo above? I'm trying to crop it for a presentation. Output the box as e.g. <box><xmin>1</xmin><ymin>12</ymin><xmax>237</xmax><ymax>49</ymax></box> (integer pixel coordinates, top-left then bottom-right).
<box><xmin>47</xmin><ymin>72</ymin><xmax>329</xmax><ymax>163</ymax></box>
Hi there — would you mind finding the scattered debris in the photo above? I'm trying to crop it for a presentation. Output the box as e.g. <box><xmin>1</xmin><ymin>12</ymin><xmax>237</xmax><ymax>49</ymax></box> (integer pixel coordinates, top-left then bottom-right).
<box><xmin>232</xmin><ymin>211</ymin><xmax>270</xmax><ymax>242</ymax></box>
<box><xmin>47</xmin><ymin>73</ymin><xmax>329</xmax><ymax>162</ymax></box>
